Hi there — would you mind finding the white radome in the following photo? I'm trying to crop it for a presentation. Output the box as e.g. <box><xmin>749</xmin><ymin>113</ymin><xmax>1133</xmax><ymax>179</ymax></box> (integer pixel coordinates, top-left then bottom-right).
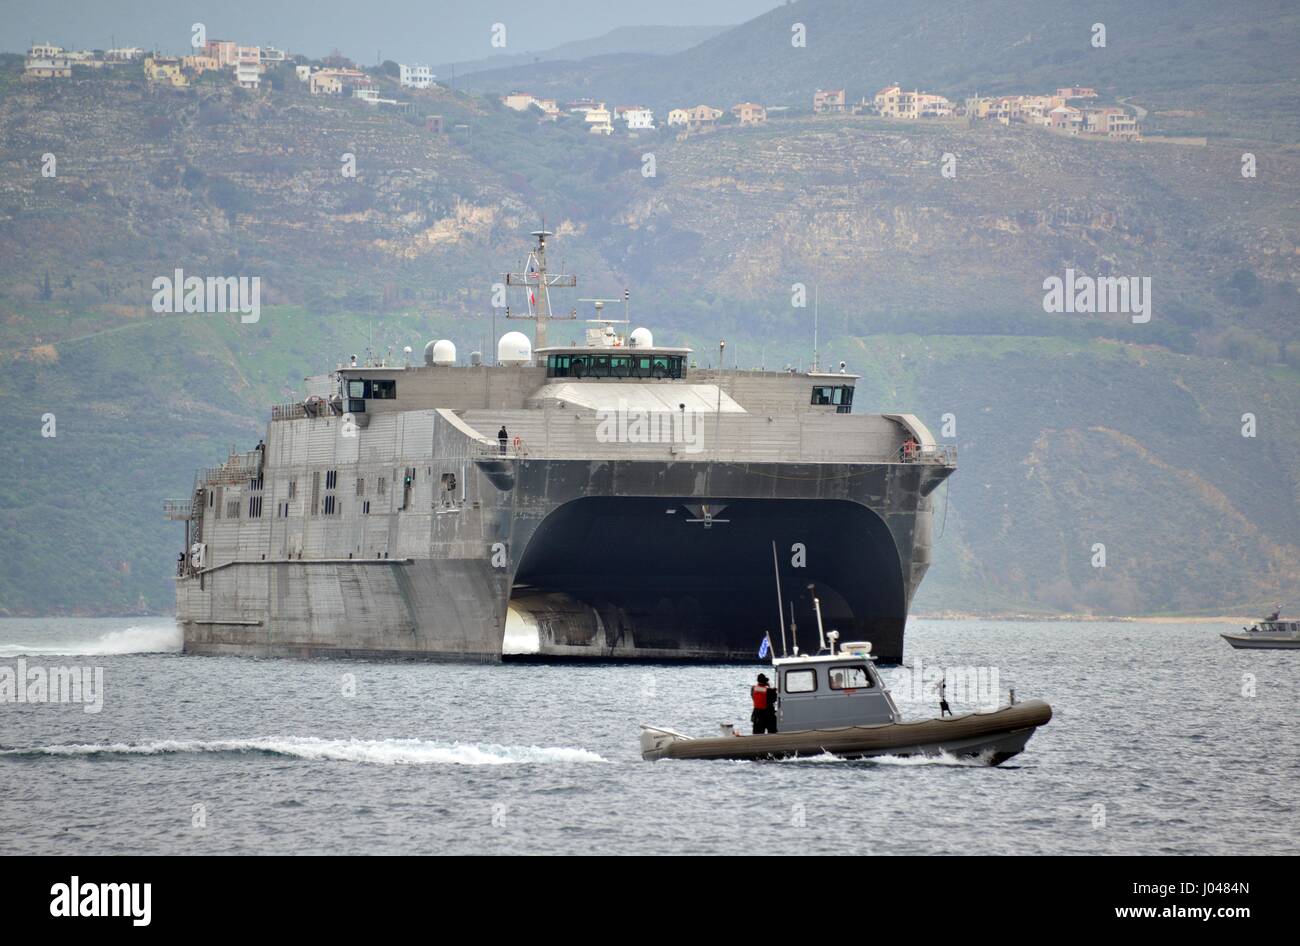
<box><xmin>498</xmin><ymin>331</ymin><xmax>533</xmax><ymax>365</ymax></box>
<box><xmin>427</xmin><ymin>339</ymin><xmax>457</xmax><ymax>366</ymax></box>
<box><xmin>629</xmin><ymin>327</ymin><xmax>654</xmax><ymax>349</ymax></box>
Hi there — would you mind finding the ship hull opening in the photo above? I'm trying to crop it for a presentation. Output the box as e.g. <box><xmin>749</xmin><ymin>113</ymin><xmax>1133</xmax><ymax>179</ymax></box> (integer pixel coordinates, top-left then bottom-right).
<box><xmin>508</xmin><ymin>497</ymin><xmax>909</xmax><ymax>662</ymax></box>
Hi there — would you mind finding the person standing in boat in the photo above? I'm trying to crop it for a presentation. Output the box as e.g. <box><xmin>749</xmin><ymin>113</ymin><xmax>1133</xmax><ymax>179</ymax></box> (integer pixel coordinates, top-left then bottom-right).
<box><xmin>938</xmin><ymin>676</ymin><xmax>953</xmax><ymax>717</ymax></box>
<box><xmin>751</xmin><ymin>673</ymin><xmax>779</xmax><ymax>735</ymax></box>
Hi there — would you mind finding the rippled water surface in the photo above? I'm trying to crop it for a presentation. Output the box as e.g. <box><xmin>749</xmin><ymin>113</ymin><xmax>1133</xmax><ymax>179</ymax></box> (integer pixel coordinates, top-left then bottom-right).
<box><xmin>1</xmin><ymin>617</ymin><xmax>1295</xmax><ymax>855</ymax></box>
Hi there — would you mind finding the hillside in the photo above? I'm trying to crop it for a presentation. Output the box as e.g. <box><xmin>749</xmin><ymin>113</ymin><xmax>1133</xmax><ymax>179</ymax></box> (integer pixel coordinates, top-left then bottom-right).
<box><xmin>0</xmin><ymin>8</ymin><xmax>1298</xmax><ymax>618</ymax></box>
<box><xmin>457</xmin><ymin>0</ymin><xmax>1300</xmax><ymax>143</ymax></box>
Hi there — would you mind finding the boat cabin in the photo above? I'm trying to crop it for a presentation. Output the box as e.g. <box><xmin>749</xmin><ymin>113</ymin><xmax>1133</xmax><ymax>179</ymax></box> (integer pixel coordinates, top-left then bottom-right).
<box><xmin>772</xmin><ymin>645</ymin><xmax>900</xmax><ymax>731</ymax></box>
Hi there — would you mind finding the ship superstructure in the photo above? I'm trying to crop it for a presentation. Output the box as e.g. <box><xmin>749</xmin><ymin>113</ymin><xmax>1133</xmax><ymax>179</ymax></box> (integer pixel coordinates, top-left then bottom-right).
<box><xmin>168</xmin><ymin>232</ymin><xmax>955</xmax><ymax>662</ymax></box>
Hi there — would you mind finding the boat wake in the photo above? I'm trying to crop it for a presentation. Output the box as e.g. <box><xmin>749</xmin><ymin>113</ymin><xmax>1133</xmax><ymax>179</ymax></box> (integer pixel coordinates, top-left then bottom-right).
<box><xmin>0</xmin><ymin>737</ymin><xmax>608</xmax><ymax>766</ymax></box>
<box><xmin>0</xmin><ymin>623</ymin><xmax>182</xmax><ymax>658</ymax></box>
<box><xmin>778</xmin><ymin>749</ymin><xmax>996</xmax><ymax>767</ymax></box>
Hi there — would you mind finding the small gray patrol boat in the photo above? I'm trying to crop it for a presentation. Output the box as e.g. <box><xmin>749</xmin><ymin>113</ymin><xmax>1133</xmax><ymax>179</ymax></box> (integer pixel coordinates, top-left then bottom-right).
<box><xmin>640</xmin><ymin>574</ymin><xmax>1051</xmax><ymax>765</ymax></box>
<box><xmin>1222</xmin><ymin>609</ymin><xmax>1300</xmax><ymax>650</ymax></box>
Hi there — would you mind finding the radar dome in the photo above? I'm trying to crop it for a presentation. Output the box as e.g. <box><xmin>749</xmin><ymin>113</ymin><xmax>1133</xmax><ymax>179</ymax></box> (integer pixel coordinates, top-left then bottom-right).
<box><xmin>498</xmin><ymin>331</ymin><xmax>533</xmax><ymax>365</ymax></box>
<box><xmin>424</xmin><ymin>339</ymin><xmax>457</xmax><ymax>366</ymax></box>
<box><xmin>629</xmin><ymin>327</ymin><xmax>654</xmax><ymax>349</ymax></box>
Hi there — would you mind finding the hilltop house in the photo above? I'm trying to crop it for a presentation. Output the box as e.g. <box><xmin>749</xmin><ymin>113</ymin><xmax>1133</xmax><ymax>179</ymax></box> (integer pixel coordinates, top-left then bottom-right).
<box><xmin>24</xmin><ymin>45</ymin><xmax>71</xmax><ymax>78</ymax></box>
<box><xmin>691</xmin><ymin>104</ymin><xmax>723</xmax><ymax>125</ymax></box>
<box><xmin>731</xmin><ymin>102</ymin><xmax>767</xmax><ymax>124</ymax></box>
<box><xmin>205</xmin><ymin>40</ymin><xmax>238</xmax><ymax>67</ymax></box>
<box><xmin>144</xmin><ymin>56</ymin><xmax>189</xmax><ymax>87</ymax></box>
<box><xmin>503</xmin><ymin>92</ymin><xmax>534</xmax><ymax>110</ymax></box>
<box><xmin>813</xmin><ymin>88</ymin><xmax>846</xmax><ymax>113</ymax></box>
<box><xmin>615</xmin><ymin>105</ymin><xmax>655</xmax><ymax>129</ymax></box>
<box><xmin>667</xmin><ymin>108</ymin><xmax>690</xmax><ymax>126</ymax></box>
<box><xmin>1018</xmin><ymin>94</ymin><xmax>1066</xmax><ymax>125</ymax></box>
<box><xmin>584</xmin><ymin>105</ymin><xmax>614</xmax><ymax>134</ymax></box>
<box><xmin>875</xmin><ymin>85</ymin><xmax>953</xmax><ymax>119</ymax></box>
<box><xmin>310</xmin><ymin>68</ymin><xmax>368</xmax><ymax>95</ymax></box>
<box><xmin>260</xmin><ymin>46</ymin><xmax>287</xmax><ymax>64</ymax></box>
<box><xmin>1057</xmin><ymin>87</ymin><xmax>1098</xmax><ymax>99</ymax></box>
<box><xmin>104</xmin><ymin>47</ymin><xmax>144</xmax><ymax>63</ymax></box>
<box><xmin>234</xmin><ymin>48</ymin><xmax>262</xmax><ymax>89</ymax></box>
<box><xmin>400</xmin><ymin>63</ymin><xmax>434</xmax><ymax>89</ymax></box>
<box><xmin>1047</xmin><ymin>104</ymin><xmax>1084</xmax><ymax>132</ymax></box>
<box><xmin>1085</xmin><ymin>107</ymin><xmax>1140</xmax><ymax>141</ymax></box>
<box><xmin>873</xmin><ymin>85</ymin><xmax>909</xmax><ymax>117</ymax></box>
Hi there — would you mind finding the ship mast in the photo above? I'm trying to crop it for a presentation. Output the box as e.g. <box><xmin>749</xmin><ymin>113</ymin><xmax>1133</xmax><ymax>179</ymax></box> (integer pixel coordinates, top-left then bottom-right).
<box><xmin>503</xmin><ymin>229</ymin><xmax>577</xmax><ymax>352</ymax></box>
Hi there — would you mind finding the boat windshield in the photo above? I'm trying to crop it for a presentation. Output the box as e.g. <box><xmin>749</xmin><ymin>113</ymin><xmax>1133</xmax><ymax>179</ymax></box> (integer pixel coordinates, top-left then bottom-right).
<box><xmin>828</xmin><ymin>665</ymin><xmax>873</xmax><ymax>690</ymax></box>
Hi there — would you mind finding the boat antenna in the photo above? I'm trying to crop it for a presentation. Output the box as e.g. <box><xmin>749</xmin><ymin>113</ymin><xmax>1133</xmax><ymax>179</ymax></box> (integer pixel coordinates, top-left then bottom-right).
<box><xmin>789</xmin><ymin>602</ymin><xmax>798</xmax><ymax>656</ymax></box>
<box><xmin>771</xmin><ymin>540</ymin><xmax>788</xmax><ymax>657</ymax></box>
<box><xmin>807</xmin><ymin>583</ymin><xmax>827</xmax><ymax>652</ymax></box>
<box><xmin>812</xmin><ymin>284</ymin><xmax>819</xmax><ymax>373</ymax></box>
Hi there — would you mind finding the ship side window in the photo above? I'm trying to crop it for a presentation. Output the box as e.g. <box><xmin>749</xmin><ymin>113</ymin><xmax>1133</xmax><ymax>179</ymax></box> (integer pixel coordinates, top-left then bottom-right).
<box><xmin>828</xmin><ymin>665</ymin><xmax>873</xmax><ymax>690</ymax></box>
<box><xmin>347</xmin><ymin>380</ymin><xmax>368</xmax><ymax>398</ymax></box>
<box><xmin>784</xmin><ymin>669</ymin><xmax>817</xmax><ymax>693</ymax></box>
<box><xmin>348</xmin><ymin>398</ymin><xmax>366</xmax><ymax>414</ymax></box>
<box><xmin>547</xmin><ymin>355</ymin><xmax>572</xmax><ymax>378</ymax></box>
<box><xmin>371</xmin><ymin>380</ymin><xmax>396</xmax><ymax>399</ymax></box>
<box><xmin>811</xmin><ymin>386</ymin><xmax>833</xmax><ymax>406</ymax></box>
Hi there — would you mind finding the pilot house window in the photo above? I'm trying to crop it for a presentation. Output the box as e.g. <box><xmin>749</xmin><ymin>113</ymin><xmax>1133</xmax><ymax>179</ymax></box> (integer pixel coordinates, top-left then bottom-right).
<box><xmin>784</xmin><ymin>669</ymin><xmax>817</xmax><ymax>693</ymax></box>
<box><xmin>811</xmin><ymin>385</ymin><xmax>854</xmax><ymax>413</ymax></box>
<box><xmin>546</xmin><ymin>353</ymin><xmax>684</xmax><ymax>380</ymax></box>
<box><xmin>828</xmin><ymin>665</ymin><xmax>873</xmax><ymax>690</ymax></box>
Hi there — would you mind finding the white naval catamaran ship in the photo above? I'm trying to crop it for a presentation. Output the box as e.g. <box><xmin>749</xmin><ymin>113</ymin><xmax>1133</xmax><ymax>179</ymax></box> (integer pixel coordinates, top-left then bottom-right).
<box><xmin>167</xmin><ymin>231</ymin><xmax>956</xmax><ymax>662</ymax></box>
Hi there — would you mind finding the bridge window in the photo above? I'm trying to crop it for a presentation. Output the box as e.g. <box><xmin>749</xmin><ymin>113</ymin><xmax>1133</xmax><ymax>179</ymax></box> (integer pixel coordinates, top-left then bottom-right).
<box><xmin>828</xmin><ymin>665</ymin><xmax>873</xmax><ymax>690</ymax></box>
<box><xmin>811</xmin><ymin>385</ymin><xmax>854</xmax><ymax>413</ymax></box>
<box><xmin>548</xmin><ymin>353</ymin><xmax>683</xmax><ymax>380</ymax></box>
<box><xmin>784</xmin><ymin>668</ymin><xmax>817</xmax><ymax>693</ymax></box>
<box><xmin>345</xmin><ymin>379</ymin><xmax>396</xmax><ymax>399</ymax></box>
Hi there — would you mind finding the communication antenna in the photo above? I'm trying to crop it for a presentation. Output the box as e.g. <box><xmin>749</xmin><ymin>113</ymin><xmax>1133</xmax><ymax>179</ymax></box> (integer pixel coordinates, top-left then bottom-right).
<box><xmin>812</xmin><ymin>283</ymin><xmax>820</xmax><ymax>373</ymax></box>
<box><xmin>503</xmin><ymin>227</ymin><xmax>577</xmax><ymax>351</ymax></box>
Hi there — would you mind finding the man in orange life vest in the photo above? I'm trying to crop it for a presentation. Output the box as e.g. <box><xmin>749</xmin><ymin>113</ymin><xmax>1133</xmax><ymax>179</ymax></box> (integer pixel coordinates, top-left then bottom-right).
<box><xmin>751</xmin><ymin>673</ymin><xmax>779</xmax><ymax>734</ymax></box>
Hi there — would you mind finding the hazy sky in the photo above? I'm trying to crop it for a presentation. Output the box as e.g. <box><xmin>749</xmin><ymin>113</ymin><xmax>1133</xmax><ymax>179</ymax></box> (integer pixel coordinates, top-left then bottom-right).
<box><xmin>1</xmin><ymin>0</ymin><xmax>780</xmax><ymax>63</ymax></box>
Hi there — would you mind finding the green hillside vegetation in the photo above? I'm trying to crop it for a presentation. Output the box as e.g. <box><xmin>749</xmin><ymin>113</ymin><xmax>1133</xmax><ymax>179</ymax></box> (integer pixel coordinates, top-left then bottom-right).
<box><xmin>1</xmin><ymin>3</ymin><xmax>1297</xmax><ymax>616</ymax></box>
<box><xmin>459</xmin><ymin>0</ymin><xmax>1300</xmax><ymax>143</ymax></box>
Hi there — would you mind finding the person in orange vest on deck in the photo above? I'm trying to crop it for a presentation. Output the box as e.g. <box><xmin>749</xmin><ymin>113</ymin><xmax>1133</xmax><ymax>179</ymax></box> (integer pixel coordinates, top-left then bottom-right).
<box><xmin>751</xmin><ymin>673</ymin><xmax>779</xmax><ymax>735</ymax></box>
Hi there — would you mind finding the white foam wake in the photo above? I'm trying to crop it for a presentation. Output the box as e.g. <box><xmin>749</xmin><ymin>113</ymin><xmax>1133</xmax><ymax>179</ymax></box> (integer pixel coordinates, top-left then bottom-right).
<box><xmin>0</xmin><ymin>623</ymin><xmax>182</xmax><ymax>658</ymax></box>
<box><xmin>1</xmin><ymin>737</ymin><xmax>608</xmax><ymax>766</ymax></box>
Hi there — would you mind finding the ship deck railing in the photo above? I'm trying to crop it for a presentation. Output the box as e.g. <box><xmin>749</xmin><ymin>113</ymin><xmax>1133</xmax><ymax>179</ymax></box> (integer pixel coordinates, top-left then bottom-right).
<box><xmin>163</xmin><ymin>499</ymin><xmax>193</xmax><ymax>520</ymax></box>
<box><xmin>443</xmin><ymin>438</ymin><xmax>956</xmax><ymax>466</ymax></box>
<box><xmin>195</xmin><ymin>449</ymin><xmax>264</xmax><ymax>487</ymax></box>
<box><xmin>271</xmin><ymin>401</ymin><xmax>308</xmax><ymax>421</ymax></box>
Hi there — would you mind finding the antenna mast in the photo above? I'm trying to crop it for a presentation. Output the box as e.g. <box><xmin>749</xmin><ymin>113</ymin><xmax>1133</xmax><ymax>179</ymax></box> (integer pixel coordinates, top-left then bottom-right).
<box><xmin>503</xmin><ymin>228</ymin><xmax>577</xmax><ymax>352</ymax></box>
<box><xmin>812</xmin><ymin>283</ymin><xmax>820</xmax><ymax>373</ymax></box>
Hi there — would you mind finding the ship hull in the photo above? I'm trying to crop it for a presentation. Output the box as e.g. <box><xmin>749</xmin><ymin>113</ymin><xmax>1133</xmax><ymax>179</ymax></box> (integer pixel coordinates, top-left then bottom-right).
<box><xmin>177</xmin><ymin>414</ymin><xmax>952</xmax><ymax>664</ymax></box>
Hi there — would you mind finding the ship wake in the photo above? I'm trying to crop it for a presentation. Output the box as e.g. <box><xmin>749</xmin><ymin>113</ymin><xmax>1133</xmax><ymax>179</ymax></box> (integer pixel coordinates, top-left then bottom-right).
<box><xmin>0</xmin><ymin>623</ymin><xmax>182</xmax><ymax>658</ymax></box>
